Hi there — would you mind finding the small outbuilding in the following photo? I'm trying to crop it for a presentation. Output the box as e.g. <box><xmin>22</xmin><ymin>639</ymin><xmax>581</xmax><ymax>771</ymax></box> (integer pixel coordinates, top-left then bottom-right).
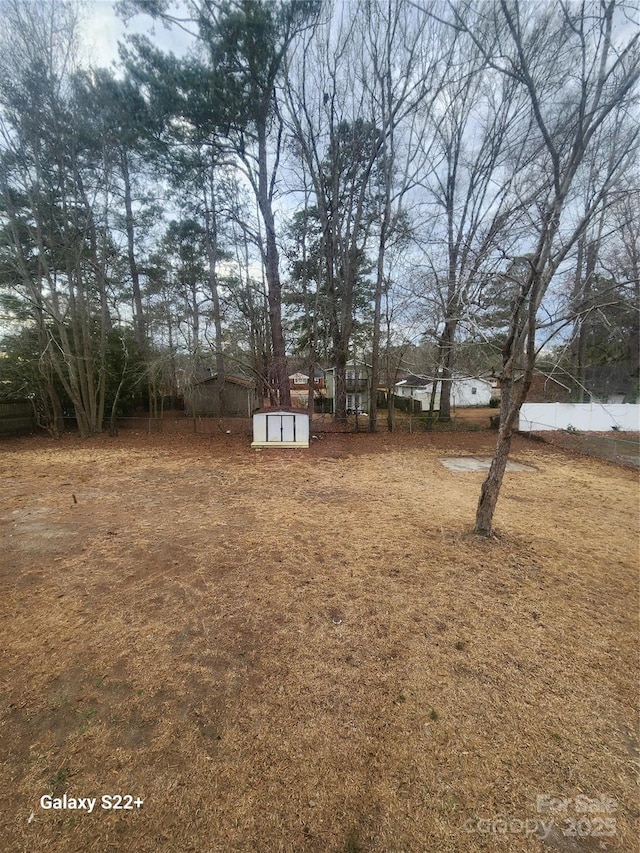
<box><xmin>251</xmin><ymin>408</ymin><xmax>310</xmax><ymax>448</ymax></box>
<box><xmin>185</xmin><ymin>374</ymin><xmax>259</xmax><ymax>417</ymax></box>
<box><xmin>395</xmin><ymin>374</ymin><xmax>493</xmax><ymax>408</ymax></box>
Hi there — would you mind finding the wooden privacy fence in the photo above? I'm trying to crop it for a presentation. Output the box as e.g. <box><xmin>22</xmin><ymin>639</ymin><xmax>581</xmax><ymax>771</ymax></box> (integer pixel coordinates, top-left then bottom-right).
<box><xmin>376</xmin><ymin>391</ymin><xmax>422</xmax><ymax>414</ymax></box>
<box><xmin>0</xmin><ymin>400</ymin><xmax>36</xmax><ymax>435</ymax></box>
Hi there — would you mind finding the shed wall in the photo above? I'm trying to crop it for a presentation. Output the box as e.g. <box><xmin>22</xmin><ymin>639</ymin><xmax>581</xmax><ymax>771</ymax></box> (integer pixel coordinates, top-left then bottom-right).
<box><xmin>187</xmin><ymin>381</ymin><xmax>256</xmax><ymax>416</ymax></box>
<box><xmin>252</xmin><ymin>411</ymin><xmax>309</xmax><ymax>447</ymax></box>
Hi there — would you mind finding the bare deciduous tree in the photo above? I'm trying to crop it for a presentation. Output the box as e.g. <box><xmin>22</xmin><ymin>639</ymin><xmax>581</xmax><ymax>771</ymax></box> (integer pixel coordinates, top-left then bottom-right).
<box><xmin>417</xmin><ymin>29</ymin><xmax>533</xmax><ymax>422</ymax></box>
<box><xmin>444</xmin><ymin>0</ymin><xmax>640</xmax><ymax>535</ymax></box>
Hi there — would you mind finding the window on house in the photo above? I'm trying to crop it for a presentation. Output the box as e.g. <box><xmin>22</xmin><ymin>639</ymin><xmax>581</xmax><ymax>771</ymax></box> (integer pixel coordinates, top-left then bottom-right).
<box><xmin>471</xmin><ymin>387</ymin><xmax>477</xmax><ymax>394</ymax></box>
<box><xmin>293</xmin><ymin>375</ymin><xmax>306</xmax><ymax>384</ymax></box>
<box><xmin>346</xmin><ymin>370</ymin><xmax>355</xmax><ymax>381</ymax></box>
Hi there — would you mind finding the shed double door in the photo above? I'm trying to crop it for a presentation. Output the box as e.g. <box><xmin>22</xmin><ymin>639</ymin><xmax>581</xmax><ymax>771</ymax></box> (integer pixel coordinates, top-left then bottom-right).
<box><xmin>266</xmin><ymin>414</ymin><xmax>296</xmax><ymax>443</ymax></box>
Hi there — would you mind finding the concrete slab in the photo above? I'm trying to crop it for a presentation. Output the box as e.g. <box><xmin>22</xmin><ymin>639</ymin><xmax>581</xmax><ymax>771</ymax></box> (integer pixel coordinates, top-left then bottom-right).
<box><xmin>440</xmin><ymin>456</ymin><xmax>535</xmax><ymax>472</ymax></box>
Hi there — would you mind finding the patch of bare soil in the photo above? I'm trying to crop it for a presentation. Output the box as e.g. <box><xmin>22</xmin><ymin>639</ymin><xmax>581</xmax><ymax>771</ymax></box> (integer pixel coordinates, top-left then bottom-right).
<box><xmin>1</xmin><ymin>428</ymin><xmax>638</xmax><ymax>853</ymax></box>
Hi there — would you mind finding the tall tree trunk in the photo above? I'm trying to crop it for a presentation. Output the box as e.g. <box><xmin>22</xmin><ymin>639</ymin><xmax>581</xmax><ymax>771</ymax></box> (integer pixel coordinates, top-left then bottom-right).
<box><xmin>257</xmin><ymin>128</ymin><xmax>290</xmax><ymax>406</ymax></box>
<box><xmin>386</xmin><ymin>380</ymin><xmax>394</xmax><ymax>431</ymax></box>
<box><xmin>333</xmin><ymin>253</ymin><xmax>356</xmax><ymax>422</ymax></box>
<box><xmin>334</xmin><ymin>347</ymin><xmax>348</xmax><ymax>422</ymax></box>
<box><xmin>425</xmin><ymin>378</ymin><xmax>439</xmax><ymax>429</ymax></box>
<box><xmin>49</xmin><ymin>385</ymin><xmax>64</xmax><ymax>437</ymax></box>
<box><xmin>629</xmin><ymin>271</ymin><xmax>640</xmax><ymax>386</ymax></box>
<box><xmin>369</xmin><ymin>287</ymin><xmax>382</xmax><ymax>430</ymax></box>
<box><xmin>475</xmin><ymin>371</ymin><xmax>517</xmax><ymax>534</ymax></box>
<box><xmin>122</xmin><ymin>150</ymin><xmax>146</xmax><ymax>349</ymax></box>
<box><xmin>474</xmin><ymin>262</ymin><xmax>541</xmax><ymax>535</ymax></box>
<box><xmin>307</xmin><ymin>361</ymin><xmax>315</xmax><ymax>419</ymax></box>
<box><xmin>437</xmin><ymin>318</ymin><xmax>457</xmax><ymax>421</ymax></box>
<box><xmin>67</xmin><ymin>170</ymin><xmax>108</xmax><ymax>435</ymax></box>
<box><xmin>203</xmin><ymin>162</ymin><xmax>225</xmax><ymax>414</ymax></box>
<box><xmin>474</xmin><ymin>424</ymin><xmax>513</xmax><ymax>536</ymax></box>
<box><xmin>109</xmin><ymin>335</ymin><xmax>129</xmax><ymax>437</ymax></box>
<box><xmin>570</xmin><ymin>234</ymin><xmax>586</xmax><ymax>400</ymax></box>
<box><xmin>369</xmin><ymin>200</ymin><xmax>390</xmax><ymax>432</ymax></box>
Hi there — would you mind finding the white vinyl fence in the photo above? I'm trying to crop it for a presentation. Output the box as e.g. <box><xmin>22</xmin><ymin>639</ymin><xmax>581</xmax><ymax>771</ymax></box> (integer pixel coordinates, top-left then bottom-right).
<box><xmin>519</xmin><ymin>403</ymin><xmax>640</xmax><ymax>432</ymax></box>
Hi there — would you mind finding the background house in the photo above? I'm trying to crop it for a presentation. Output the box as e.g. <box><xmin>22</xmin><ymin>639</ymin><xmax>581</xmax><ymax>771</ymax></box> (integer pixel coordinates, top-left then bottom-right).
<box><xmin>288</xmin><ymin>369</ymin><xmax>325</xmax><ymax>408</ymax></box>
<box><xmin>395</xmin><ymin>374</ymin><xmax>492</xmax><ymax>409</ymax></box>
<box><xmin>184</xmin><ymin>374</ymin><xmax>259</xmax><ymax>416</ymax></box>
<box><xmin>324</xmin><ymin>360</ymin><xmax>370</xmax><ymax>413</ymax></box>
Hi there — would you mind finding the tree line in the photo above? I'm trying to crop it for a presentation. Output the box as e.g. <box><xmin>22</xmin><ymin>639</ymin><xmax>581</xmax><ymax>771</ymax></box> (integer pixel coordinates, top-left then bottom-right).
<box><xmin>0</xmin><ymin>0</ymin><xmax>638</xmax><ymax>533</ymax></box>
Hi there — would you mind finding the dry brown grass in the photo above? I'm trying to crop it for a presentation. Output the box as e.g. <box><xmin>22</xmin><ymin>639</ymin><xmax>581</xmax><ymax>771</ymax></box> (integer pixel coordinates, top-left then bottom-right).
<box><xmin>1</xmin><ymin>427</ymin><xmax>638</xmax><ymax>853</ymax></box>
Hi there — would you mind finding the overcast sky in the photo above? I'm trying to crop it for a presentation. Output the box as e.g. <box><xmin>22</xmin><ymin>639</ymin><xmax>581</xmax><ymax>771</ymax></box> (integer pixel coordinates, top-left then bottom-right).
<box><xmin>79</xmin><ymin>0</ymin><xmax>640</xmax><ymax>74</ymax></box>
<box><xmin>78</xmin><ymin>0</ymin><xmax>194</xmax><ymax>71</ymax></box>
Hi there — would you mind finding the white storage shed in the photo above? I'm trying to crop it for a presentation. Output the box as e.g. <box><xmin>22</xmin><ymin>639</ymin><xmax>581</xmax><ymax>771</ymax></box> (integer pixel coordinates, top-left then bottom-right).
<box><xmin>251</xmin><ymin>408</ymin><xmax>310</xmax><ymax>448</ymax></box>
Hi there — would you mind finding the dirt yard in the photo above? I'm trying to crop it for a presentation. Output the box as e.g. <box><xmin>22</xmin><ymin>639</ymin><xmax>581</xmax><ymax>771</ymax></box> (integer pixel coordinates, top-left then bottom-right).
<box><xmin>1</xmin><ymin>426</ymin><xmax>638</xmax><ymax>853</ymax></box>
